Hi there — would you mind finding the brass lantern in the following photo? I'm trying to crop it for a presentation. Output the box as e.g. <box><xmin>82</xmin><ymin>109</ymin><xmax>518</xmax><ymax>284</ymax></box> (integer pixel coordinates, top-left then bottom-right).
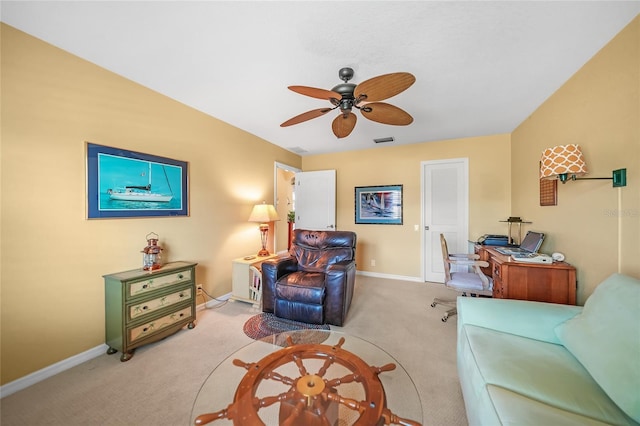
<box><xmin>142</xmin><ymin>232</ymin><xmax>163</xmax><ymax>271</ymax></box>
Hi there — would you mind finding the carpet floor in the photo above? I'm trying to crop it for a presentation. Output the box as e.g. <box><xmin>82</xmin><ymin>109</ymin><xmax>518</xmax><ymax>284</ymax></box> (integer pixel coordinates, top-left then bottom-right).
<box><xmin>0</xmin><ymin>275</ymin><xmax>468</xmax><ymax>426</ymax></box>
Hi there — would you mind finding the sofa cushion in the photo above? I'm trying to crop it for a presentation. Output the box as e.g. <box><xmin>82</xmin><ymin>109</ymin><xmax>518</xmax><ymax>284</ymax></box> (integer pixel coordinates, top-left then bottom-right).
<box><xmin>462</xmin><ymin>324</ymin><xmax>635</xmax><ymax>425</ymax></box>
<box><xmin>487</xmin><ymin>385</ymin><xmax>621</xmax><ymax>425</ymax></box>
<box><xmin>555</xmin><ymin>273</ymin><xmax>640</xmax><ymax>423</ymax></box>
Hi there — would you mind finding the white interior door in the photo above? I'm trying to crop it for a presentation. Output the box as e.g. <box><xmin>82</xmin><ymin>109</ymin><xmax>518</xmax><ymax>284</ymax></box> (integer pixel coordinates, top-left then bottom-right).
<box><xmin>422</xmin><ymin>159</ymin><xmax>469</xmax><ymax>282</ymax></box>
<box><xmin>295</xmin><ymin>170</ymin><xmax>336</xmax><ymax>230</ymax></box>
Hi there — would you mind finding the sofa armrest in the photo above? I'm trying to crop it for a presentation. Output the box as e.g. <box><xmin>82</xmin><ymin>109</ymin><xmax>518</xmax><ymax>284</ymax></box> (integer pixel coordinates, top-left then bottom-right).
<box><xmin>457</xmin><ymin>297</ymin><xmax>583</xmax><ymax>344</ymax></box>
<box><xmin>261</xmin><ymin>257</ymin><xmax>298</xmax><ymax>313</ymax></box>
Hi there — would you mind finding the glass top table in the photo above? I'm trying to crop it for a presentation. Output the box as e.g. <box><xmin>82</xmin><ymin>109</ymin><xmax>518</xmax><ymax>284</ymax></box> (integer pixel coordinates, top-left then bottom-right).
<box><xmin>190</xmin><ymin>330</ymin><xmax>422</xmax><ymax>425</ymax></box>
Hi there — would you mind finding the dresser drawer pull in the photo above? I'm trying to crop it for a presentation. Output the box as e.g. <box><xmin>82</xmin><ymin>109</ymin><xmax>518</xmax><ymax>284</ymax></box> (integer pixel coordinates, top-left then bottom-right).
<box><xmin>178</xmin><ymin>274</ymin><xmax>184</xmax><ymax>279</ymax></box>
<box><xmin>142</xmin><ymin>306</ymin><xmax>148</xmax><ymax>311</ymax></box>
<box><xmin>179</xmin><ymin>293</ymin><xmax>185</xmax><ymax>298</ymax></box>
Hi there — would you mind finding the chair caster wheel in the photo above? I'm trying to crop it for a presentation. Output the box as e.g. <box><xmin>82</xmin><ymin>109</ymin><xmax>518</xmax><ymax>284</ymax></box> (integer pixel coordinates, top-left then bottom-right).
<box><xmin>442</xmin><ymin>315</ymin><xmax>448</xmax><ymax>322</ymax></box>
<box><xmin>431</xmin><ymin>302</ymin><xmax>437</xmax><ymax>308</ymax></box>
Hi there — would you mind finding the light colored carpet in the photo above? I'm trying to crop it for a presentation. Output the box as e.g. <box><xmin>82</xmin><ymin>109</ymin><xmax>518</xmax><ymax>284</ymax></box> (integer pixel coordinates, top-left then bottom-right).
<box><xmin>0</xmin><ymin>275</ymin><xmax>468</xmax><ymax>425</ymax></box>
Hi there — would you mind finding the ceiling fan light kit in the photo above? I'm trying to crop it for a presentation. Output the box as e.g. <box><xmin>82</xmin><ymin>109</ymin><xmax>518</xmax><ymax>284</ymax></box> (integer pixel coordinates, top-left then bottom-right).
<box><xmin>281</xmin><ymin>67</ymin><xmax>415</xmax><ymax>139</ymax></box>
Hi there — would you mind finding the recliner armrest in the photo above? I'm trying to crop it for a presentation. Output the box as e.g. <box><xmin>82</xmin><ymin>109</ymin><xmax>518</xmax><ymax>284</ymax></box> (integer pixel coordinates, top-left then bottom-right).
<box><xmin>262</xmin><ymin>256</ymin><xmax>298</xmax><ymax>278</ymax></box>
<box><xmin>326</xmin><ymin>259</ymin><xmax>355</xmax><ymax>272</ymax></box>
<box><xmin>457</xmin><ymin>297</ymin><xmax>582</xmax><ymax>344</ymax></box>
<box><xmin>261</xmin><ymin>256</ymin><xmax>298</xmax><ymax>313</ymax></box>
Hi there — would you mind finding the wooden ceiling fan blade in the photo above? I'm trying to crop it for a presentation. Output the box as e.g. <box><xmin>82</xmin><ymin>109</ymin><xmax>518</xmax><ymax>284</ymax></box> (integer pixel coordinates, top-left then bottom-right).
<box><xmin>354</xmin><ymin>72</ymin><xmax>416</xmax><ymax>102</ymax></box>
<box><xmin>361</xmin><ymin>102</ymin><xmax>413</xmax><ymax>125</ymax></box>
<box><xmin>288</xmin><ymin>86</ymin><xmax>342</xmax><ymax>101</ymax></box>
<box><xmin>280</xmin><ymin>108</ymin><xmax>332</xmax><ymax>127</ymax></box>
<box><xmin>332</xmin><ymin>112</ymin><xmax>357</xmax><ymax>138</ymax></box>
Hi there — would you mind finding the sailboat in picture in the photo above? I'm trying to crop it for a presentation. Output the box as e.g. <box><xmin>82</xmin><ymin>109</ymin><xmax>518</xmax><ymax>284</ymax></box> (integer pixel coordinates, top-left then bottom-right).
<box><xmin>107</xmin><ymin>162</ymin><xmax>173</xmax><ymax>203</ymax></box>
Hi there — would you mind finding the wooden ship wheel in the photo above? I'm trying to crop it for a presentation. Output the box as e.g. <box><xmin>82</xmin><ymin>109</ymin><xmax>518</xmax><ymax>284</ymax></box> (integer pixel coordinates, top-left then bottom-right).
<box><xmin>194</xmin><ymin>336</ymin><xmax>421</xmax><ymax>426</ymax></box>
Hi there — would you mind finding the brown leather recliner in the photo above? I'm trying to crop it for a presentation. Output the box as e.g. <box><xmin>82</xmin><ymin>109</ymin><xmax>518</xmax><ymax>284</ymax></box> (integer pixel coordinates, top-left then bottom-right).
<box><xmin>261</xmin><ymin>229</ymin><xmax>357</xmax><ymax>326</ymax></box>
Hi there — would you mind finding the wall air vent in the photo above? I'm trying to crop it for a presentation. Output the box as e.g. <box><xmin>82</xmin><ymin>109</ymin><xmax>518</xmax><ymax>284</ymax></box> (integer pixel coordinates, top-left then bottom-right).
<box><xmin>373</xmin><ymin>137</ymin><xmax>395</xmax><ymax>144</ymax></box>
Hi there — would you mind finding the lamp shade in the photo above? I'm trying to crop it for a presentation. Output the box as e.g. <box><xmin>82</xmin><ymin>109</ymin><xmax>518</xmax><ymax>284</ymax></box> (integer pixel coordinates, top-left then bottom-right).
<box><xmin>540</xmin><ymin>144</ymin><xmax>588</xmax><ymax>180</ymax></box>
<box><xmin>248</xmin><ymin>203</ymin><xmax>279</xmax><ymax>223</ymax></box>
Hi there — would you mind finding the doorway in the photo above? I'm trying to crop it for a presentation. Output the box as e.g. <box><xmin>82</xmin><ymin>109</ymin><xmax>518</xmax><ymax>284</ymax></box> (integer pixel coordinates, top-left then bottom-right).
<box><xmin>274</xmin><ymin>162</ymin><xmax>300</xmax><ymax>254</ymax></box>
<box><xmin>422</xmin><ymin>158</ymin><xmax>469</xmax><ymax>283</ymax></box>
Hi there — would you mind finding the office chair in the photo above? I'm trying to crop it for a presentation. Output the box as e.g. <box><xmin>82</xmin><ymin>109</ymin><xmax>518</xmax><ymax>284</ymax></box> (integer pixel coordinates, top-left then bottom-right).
<box><xmin>431</xmin><ymin>233</ymin><xmax>493</xmax><ymax>322</ymax></box>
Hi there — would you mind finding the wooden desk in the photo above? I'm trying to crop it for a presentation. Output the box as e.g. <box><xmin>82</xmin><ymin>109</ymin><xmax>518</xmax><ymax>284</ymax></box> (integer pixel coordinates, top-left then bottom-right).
<box><xmin>475</xmin><ymin>245</ymin><xmax>577</xmax><ymax>305</ymax></box>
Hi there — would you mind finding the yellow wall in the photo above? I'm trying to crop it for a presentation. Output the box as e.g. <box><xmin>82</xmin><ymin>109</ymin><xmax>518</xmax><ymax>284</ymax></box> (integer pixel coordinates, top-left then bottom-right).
<box><xmin>2</xmin><ymin>15</ymin><xmax>638</xmax><ymax>386</ymax></box>
<box><xmin>0</xmin><ymin>24</ymin><xmax>301</xmax><ymax>384</ymax></box>
<box><xmin>302</xmin><ymin>134</ymin><xmax>512</xmax><ymax>277</ymax></box>
<box><xmin>511</xmin><ymin>16</ymin><xmax>639</xmax><ymax>304</ymax></box>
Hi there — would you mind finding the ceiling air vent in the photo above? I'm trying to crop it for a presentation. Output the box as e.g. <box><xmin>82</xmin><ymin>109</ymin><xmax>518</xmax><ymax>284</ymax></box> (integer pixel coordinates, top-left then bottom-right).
<box><xmin>373</xmin><ymin>137</ymin><xmax>394</xmax><ymax>144</ymax></box>
<box><xmin>288</xmin><ymin>146</ymin><xmax>308</xmax><ymax>154</ymax></box>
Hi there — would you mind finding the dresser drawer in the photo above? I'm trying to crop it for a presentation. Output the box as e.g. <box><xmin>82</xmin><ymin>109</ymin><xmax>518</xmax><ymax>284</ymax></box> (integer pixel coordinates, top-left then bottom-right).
<box><xmin>128</xmin><ymin>305</ymin><xmax>193</xmax><ymax>344</ymax></box>
<box><xmin>128</xmin><ymin>269</ymin><xmax>192</xmax><ymax>298</ymax></box>
<box><xmin>128</xmin><ymin>285</ymin><xmax>193</xmax><ymax>321</ymax></box>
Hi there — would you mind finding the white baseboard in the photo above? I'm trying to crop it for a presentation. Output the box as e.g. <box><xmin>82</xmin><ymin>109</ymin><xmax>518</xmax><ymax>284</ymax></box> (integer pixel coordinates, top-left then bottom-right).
<box><xmin>356</xmin><ymin>270</ymin><xmax>423</xmax><ymax>282</ymax></box>
<box><xmin>3</xmin><ymin>293</ymin><xmax>234</xmax><ymax>399</ymax></box>
<box><xmin>0</xmin><ymin>344</ymin><xmax>108</xmax><ymax>399</ymax></box>
<box><xmin>3</xmin><ymin>275</ymin><xmax>416</xmax><ymax>399</ymax></box>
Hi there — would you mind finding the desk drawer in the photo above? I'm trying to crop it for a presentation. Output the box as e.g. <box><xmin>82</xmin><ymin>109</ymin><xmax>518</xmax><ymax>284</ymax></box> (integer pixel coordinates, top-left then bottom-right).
<box><xmin>492</xmin><ymin>264</ymin><xmax>505</xmax><ymax>298</ymax></box>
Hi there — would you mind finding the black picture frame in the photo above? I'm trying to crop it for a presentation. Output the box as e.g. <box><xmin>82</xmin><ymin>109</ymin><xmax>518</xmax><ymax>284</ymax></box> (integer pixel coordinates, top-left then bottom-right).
<box><xmin>354</xmin><ymin>185</ymin><xmax>403</xmax><ymax>225</ymax></box>
<box><xmin>86</xmin><ymin>142</ymin><xmax>189</xmax><ymax>219</ymax></box>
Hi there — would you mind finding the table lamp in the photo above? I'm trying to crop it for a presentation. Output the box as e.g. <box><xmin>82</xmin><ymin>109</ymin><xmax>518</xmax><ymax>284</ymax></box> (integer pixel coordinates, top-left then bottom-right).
<box><xmin>248</xmin><ymin>202</ymin><xmax>279</xmax><ymax>256</ymax></box>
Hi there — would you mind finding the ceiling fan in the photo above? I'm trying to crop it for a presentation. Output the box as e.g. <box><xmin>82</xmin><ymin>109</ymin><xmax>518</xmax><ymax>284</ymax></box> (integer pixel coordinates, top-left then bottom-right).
<box><xmin>280</xmin><ymin>67</ymin><xmax>416</xmax><ymax>139</ymax></box>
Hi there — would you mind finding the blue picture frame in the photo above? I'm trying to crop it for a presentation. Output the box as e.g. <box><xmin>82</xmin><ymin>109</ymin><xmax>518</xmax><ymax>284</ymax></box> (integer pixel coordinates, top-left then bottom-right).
<box><xmin>86</xmin><ymin>142</ymin><xmax>189</xmax><ymax>218</ymax></box>
<box><xmin>355</xmin><ymin>185</ymin><xmax>403</xmax><ymax>225</ymax></box>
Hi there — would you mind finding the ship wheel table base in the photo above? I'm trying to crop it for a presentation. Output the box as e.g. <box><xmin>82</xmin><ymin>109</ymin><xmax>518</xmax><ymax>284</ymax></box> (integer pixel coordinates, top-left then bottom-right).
<box><xmin>194</xmin><ymin>335</ymin><xmax>421</xmax><ymax>426</ymax></box>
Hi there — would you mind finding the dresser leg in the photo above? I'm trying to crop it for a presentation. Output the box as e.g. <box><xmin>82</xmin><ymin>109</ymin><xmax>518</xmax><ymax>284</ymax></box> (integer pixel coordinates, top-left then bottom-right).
<box><xmin>188</xmin><ymin>321</ymin><xmax>196</xmax><ymax>329</ymax></box>
<box><xmin>106</xmin><ymin>347</ymin><xmax>118</xmax><ymax>355</ymax></box>
<box><xmin>120</xmin><ymin>351</ymin><xmax>134</xmax><ymax>362</ymax></box>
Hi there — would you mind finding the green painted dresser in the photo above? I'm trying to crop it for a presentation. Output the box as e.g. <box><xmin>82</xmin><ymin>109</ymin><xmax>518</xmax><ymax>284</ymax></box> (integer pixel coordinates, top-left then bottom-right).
<box><xmin>103</xmin><ymin>261</ymin><xmax>197</xmax><ymax>361</ymax></box>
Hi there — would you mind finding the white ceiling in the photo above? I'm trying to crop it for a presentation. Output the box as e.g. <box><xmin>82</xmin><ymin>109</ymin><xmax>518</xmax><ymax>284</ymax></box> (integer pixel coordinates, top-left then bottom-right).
<box><xmin>2</xmin><ymin>1</ymin><xmax>639</xmax><ymax>156</ymax></box>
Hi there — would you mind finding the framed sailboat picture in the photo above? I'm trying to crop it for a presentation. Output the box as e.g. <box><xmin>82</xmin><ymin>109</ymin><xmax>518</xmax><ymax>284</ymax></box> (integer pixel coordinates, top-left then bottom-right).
<box><xmin>86</xmin><ymin>142</ymin><xmax>189</xmax><ymax>218</ymax></box>
<box><xmin>354</xmin><ymin>185</ymin><xmax>403</xmax><ymax>225</ymax></box>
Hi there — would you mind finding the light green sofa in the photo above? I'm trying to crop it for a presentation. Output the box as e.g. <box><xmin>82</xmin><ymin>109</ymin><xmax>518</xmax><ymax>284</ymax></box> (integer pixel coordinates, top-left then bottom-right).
<box><xmin>457</xmin><ymin>273</ymin><xmax>640</xmax><ymax>425</ymax></box>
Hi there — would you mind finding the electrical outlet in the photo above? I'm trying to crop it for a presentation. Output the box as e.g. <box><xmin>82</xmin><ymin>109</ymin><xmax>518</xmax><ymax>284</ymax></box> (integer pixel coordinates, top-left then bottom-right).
<box><xmin>196</xmin><ymin>285</ymin><xmax>203</xmax><ymax>296</ymax></box>
<box><xmin>370</xmin><ymin>259</ymin><xmax>376</xmax><ymax>267</ymax></box>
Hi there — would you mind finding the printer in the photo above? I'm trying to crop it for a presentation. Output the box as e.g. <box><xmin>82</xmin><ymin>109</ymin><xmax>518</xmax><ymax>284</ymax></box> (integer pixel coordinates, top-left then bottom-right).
<box><xmin>477</xmin><ymin>234</ymin><xmax>509</xmax><ymax>246</ymax></box>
